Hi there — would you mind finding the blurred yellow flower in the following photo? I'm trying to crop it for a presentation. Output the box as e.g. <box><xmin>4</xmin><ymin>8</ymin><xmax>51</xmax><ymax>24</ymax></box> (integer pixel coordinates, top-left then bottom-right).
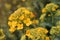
<box><xmin>32</xmin><ymin>20</ymin><xmax>39</xmax><ymax>24</ymax></box>
<box><xmin>23</xmin><ymin>18</ymin><xmax>32</xmax><ymax>26</ymax></box>
<box><xmin>30</xmin><ymin>13</ymin><xmax>35</xmax><ymax>18</ymax></box>
<box><xmin>9</xmin><ymin>27</ymin><xmax>16</xmax><ymax>33</ymax></box>
<box><xmin>37</xmin><ymin>27</ymin><xmax>41</xmax><ymax>32</ymax></box>
<box><xmin>8</xmin><ymin>21</ymin><xmax>12</xmax><ymax>27</ymax></box>
<box><xmin>26</xmin><ymin>30</ymin><xmax>34</xmax><ymax>38</ymax></box>
<box><xmin>37</xmin><ymin>27</ymin><xmax>48</xmax><ymax>34</ymax></box>
<box><xmin>41</xmin><ymin>35</ymin><xmax>44</xmax><ymax>40</ymax></box>
<box><xmin>44</xmin><ymin>29</ymin><xmax>48</xmax><ymax>34</ymax></box>
<box><xmin>45</xmin><ymin>37</ymin><xmax>50</xmax><ymax>40</ymax></box>
<box><xmin>55</xmin><ymin>5</ymin><xmax>59</xmax><ymax>9</ymax></box>
<box><xmin>8</xmin><ymin>21</ymin><xmax>17</xmax><ymax>33</ymax></box>
<box><xmin>52</xmin><ymin>7</ymin><xmax>56</xmax><ymax>11</ymax></box>
<box><xmin>14</xmin><ymin>7</ymin><xmax>31</xmax><ymax>15</ymax></box>
<box><xmin>11</xmin><ymin>21</ymin><xmax>17</xmax><ymax>27</ymax></box>
<box><xmin>45</xmin><ymin>3</ymin><xmax>59</xmax><ymax>11</ymax></box>
<box><xmin>17</xmin><ymin>23</ymin><xmax>23</xmax><ymax>30</ymax></box>
<box><xmin>8</xmin><ymin>15</ymin><xmax>14</xmax><ymax>20</ymax></box>
<box><xmin>19</xmin><ymin>15</ymin><xmax>24</xmax><ymax>20</ymax></box>
<box><xmin>26</xmin><ymin>30</ymin><xmax>30</xmax><ymax>36</ymax></box>
<box><xmin>42</xmin><ymin>8</ymin><xmax>47</xmax><ymax>13</ymax></box>
<box><xmin>24</xmin><ymin>9</ymin><xmax>31</xmax><ymax>14</ymax></box>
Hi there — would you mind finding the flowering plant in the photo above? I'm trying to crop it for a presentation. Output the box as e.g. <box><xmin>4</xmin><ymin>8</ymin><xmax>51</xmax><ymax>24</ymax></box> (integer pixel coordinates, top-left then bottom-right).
<box><xmin>0</xmin><ymin>0</ymin><xmax>60</xmax><ymax>40</ymax></box>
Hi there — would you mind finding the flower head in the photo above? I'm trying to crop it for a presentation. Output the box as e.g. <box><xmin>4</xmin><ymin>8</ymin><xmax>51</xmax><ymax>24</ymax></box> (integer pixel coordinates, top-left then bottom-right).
<box><xmin>17</xmin><ymin>23</ymin><xmax>23</xmax><ymax>30</ymax></box>
<box><xmin>42</xmin><ymin>8</ymin><xmax>47</xmax><ymax>13</ymax></box>
<box><xmin>9</xmin><ymin>27</ymin><xmax>16</xmax><ymax>33</ymax></box>
<box><xmin>23</xmin><ymin>18</ymin><xmax>32</xmax><ymax>26</ymax></box>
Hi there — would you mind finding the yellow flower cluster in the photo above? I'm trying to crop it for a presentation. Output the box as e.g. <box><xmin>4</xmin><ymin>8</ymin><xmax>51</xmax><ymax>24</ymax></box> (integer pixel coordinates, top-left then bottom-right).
<box><xmin>50</xmin><ymin>26</ymin><xmax>60</xmax><ymax>35</ymax></box>
<box><xmin>8</xmin><ymin>7</ymin><xmax>36</xmax><ymax>33</ymax></box>
<box><xmin>25</xmin><ymin>27</ymin><xmax>49</xmax><ymax>40</ymax></box>
<box><xmin>42</xmin><ymin>3</ymin><xmax>59</xmax><ymax>13</ymax></box>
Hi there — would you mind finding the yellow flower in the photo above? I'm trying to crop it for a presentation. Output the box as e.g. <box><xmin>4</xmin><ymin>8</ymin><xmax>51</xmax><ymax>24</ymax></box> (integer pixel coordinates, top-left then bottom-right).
<box><xmin>30</xmin><ymin>13</ymin><xmax>35</xmax><ymax>18</ymax></box>
<box><xmin>44</xmin><ymin>29</ymin><xmax>48</xmax><ymax>34</ymax></box>
<box><xmin>9</xmin><ymin>27</ymin><xmax>16</xmax><ymax>33</ymax></box>
<box><xmin>24</xmin><ymin>9</ymin><xmax>31</xmax><ymax>14</ymax></box>
<box><xmin>23</xmin><ymin>18</ymin><xmax>32</xmax><ymax>26</ymax></box>
<box><xmin>26</xmin><ymin>30</ymin><xmax>30</xmax><ymax>36</ymax></box>
<box><xmin>17</xmin><ymin>23</ymin><xmax>23</xmax><ymax>30</ymax></box>
<box><xmin>55</xmin><ymin>5</ymin><xmax>59</xmax><ymax>9</ymax></box>
<box><xmin>37</xmin><ymin>27</ymin><xmax>48</xmax><ymax>34</ymax></box>
<box><xmin>45</xmin><ymin>3</ymin><xmax>59</xmax><ymax>11</ymax></box>
<box><xmin>37</xmin><ymin>27</ymin><xmax>41</xmax><ymax>32</ymax></box>
<box><xmin>8</xmin><ymin>15</ymin><xmax>14</xmax><ymax>20</ymax></box>
<box><xmin>42</xmin><ymin>8</ymin><xmax>47</xmax><ymax>13</ymax></box>
<box><xmin>26</xmin><ymin>30</ymin><xmax>34</xmax><ymax>38</ymax></box>
<box><xmin>19</xmin><ymin>7</ymin><xmax>31</xmax><ymax>14</ymax></box>
<box><xmin>45</xmin><ymin>37</ymin><xmax>50</xmax><ymax>40</ymax></box>
<box><xmin>11</xmin><ymin>21</ymin><xmax>17</xmax><ymax>27</ymax></box>
<box><xmin>19</xmin><ymin>15</ymin><xmax>24</xmax><ymax>20</ymax></box>
<box><xmin>8</xmin><ymin>21</ymin><xmax>17</xmax><ymax>28</ymax></box>
<box><xmin>52</xmin><ymin>7</ymin><xmax>56</xmax><ymax>11</ymax></box>
<box><xmin>15</xmin><ymin>7</ymin><xmax>31</xmax><ymax>14</ymax></box>
<box><xmin>32</xmin><ymin>20</ymin><xmax>39</xmax><ymax>24</ymax></box>
<box><xmin>8</xmin><ymin>21</ymin><xmax>12</xmax><ymax>27</ymax></box>
<box><xmin>41</xmin><ymin>35</ymin><xmax>44</xmax><ymax>40</ymax></box>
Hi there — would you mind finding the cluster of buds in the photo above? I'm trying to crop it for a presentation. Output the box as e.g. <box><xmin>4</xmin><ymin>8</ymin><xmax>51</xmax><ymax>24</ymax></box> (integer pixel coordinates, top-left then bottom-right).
<box><xmin>8</xmin><ymin>7</ymin><xmax>39</xmax><ymax>33</ymax></box>
<box><xmin>25</xmin><ymin>27</ymin><xmax>49</xmax><ymax>40</ymax></box>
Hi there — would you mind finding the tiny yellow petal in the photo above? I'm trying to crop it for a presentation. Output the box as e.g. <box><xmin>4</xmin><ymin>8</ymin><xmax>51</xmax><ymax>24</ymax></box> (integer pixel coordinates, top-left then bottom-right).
<box><xmin>9</xmin><ymin>27</ymin><xmax>16</xmax><ymax>33</ymax></box>
<box><xmin>30</xmin><ymin>13</ymin><xmax>35</xmax><ymax>18</ymax></box>
<box><xmin>42</xmin><ymin>8</ymin><xmax>47</xmax><ymax>13</ymax></box>
<box><xmin>8</xmin><ymin>21</ymin><xmax>12</xmax><ymax>27</ymax></box>
<box><xmin>46</xmin><ymin>37</ymin><xmax>50</xmax><ymax>40</ymax></box>
<box><xmin>52</xmin><ymin>8</ymin><xmax>56</xmax><ymax>11</ymax></box>
<box><xmin>19</xmin><ymin>15</ymin><xmax>24</xmax><ymax>20</ymax></box>
<box><xmin>26</xmin><ymin>30</ymin><xmax>30</xmax><ymax>36</ymax></box>
<box><xmin>44</xmin><ymin>29</ymin><xmax>48</xmax><ymax>34</ymax></box>
<box><xmin>17</xmin><ymin>24</ymin><xmax>23</xmax><ymax>30</ymax></box>
<box><xmin>11</xmin><ymin>21</ymin><xmax>17</xmax><ymax>27</ymax></box>
<box><xmin>23</xmin><ymin>18</ymin><xmax>32</xmax><ymax>26</ymax></box>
